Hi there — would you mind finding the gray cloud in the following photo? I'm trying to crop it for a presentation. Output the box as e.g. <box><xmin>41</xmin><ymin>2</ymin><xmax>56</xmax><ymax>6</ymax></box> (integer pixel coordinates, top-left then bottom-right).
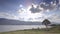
<box><xmin>30</xmin><ymin>5</ymin><xmax>41</xmax><ymax>13</ymax></box>
<box><xmin>30</xmin><ymin>0</ymin><xmax>59</xmax><ymax>13</ymax></box>
<box><xmin>40</xmin><ymin>4</ymin><xmax>54</xmax><ymax>10</ymax></box>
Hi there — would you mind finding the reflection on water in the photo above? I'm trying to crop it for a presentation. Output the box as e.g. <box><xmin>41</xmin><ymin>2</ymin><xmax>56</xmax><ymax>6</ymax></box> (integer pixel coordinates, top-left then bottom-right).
<box><xmin>0</xmin><ymin>25</ymin><xmax>51</xmax><ymax>32</ymax></box>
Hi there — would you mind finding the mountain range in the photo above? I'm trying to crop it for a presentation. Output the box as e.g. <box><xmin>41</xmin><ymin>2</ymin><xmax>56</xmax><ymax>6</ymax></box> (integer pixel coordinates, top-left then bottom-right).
<box><xmin>0</xmin><ymin>18</ymin><xmax>42</xmax><ymax>25</ymax></box>
<box><xmin>0</xmin><ymin>18</ymin><xmax>60</xmax><ymax>25</ymax></box>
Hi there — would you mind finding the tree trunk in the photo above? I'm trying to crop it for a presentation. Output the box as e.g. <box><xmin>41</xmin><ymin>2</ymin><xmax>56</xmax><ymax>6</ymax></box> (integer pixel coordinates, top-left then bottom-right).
<box><xmin>46</xmin><ymin>25</ymin><xmax>48</xmax><ymax>31</ymax></box>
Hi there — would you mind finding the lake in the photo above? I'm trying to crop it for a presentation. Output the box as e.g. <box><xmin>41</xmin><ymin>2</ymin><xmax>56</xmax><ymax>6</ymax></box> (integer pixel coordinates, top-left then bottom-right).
<box><xmin>0</xmin><ymin>25</ymin><xmax>51</xmax><ymax>32</ymax></box>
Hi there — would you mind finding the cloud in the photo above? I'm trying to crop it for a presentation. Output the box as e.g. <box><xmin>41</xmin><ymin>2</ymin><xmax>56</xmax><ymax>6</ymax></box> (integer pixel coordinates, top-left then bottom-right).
<box><xmin>29</xmin><ymin>1</ymin><xmax>58</xmax><ymax>13</ymax></box>
<box><xmin>17</xmin><ymin>5</ymin><xmax>59</xmax><ymax>22</ymax></box>
<box><xmin>17</xmin><ymin>6</ymin><xmax>46</xmax><ymax>21</ymax></box>
<box><xmin>0</xmin><ymin>12</ymin><xmax>19</xmax><ymax>20</ymax></box>
<box><xmin>48</xmin><ymin>13</ymin><xmax>60</xmax><ymax>23</ymax></box>
<box><xmin>16</xmin><ymin>0</ymin><xmax>60</xmax><ymax>22</ymax></box>
<box><xmin>40</xmin><ymin>2</ymin><xmax>57</xmax><ymax>11</ymax></box>
<box><xmin>29</xmin><ymin>4</ymin><xmax>42</xmax><ymax>13</ymax></box>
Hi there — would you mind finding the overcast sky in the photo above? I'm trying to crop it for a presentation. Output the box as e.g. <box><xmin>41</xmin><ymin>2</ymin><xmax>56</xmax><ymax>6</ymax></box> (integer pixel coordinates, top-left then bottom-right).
<box><xmin>0</xmin><ymin>0</ymin><xmax>60</xmax><ymax>23</ymax></box>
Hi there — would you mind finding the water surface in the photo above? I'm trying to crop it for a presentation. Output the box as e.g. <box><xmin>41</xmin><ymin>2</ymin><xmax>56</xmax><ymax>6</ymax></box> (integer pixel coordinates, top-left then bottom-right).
<box><xmin>0</xmin><ymin>25</ymin><xmax>51</xmax><ymax>32</ymax></box>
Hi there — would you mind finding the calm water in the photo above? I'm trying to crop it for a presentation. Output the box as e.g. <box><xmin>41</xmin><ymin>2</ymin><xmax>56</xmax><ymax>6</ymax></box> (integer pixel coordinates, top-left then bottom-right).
<box><xmin>0</xmin><ymin>25</ymin><xmax>51</xmax><ymax>32</ymax></box>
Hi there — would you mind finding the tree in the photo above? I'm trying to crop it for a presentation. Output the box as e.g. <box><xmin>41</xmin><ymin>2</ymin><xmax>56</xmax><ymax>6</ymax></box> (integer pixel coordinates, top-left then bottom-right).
<box><xmin>42</xmin><ymin>19</ymin><xmax>51</xmax><ymax>30</ymax></box>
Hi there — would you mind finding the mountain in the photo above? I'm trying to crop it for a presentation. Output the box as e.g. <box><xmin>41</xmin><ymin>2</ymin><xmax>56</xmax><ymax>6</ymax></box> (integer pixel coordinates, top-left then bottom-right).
<box><xmin>0</xmin><ymin>18</ymin><xmax>42</xmax><ymax>25</ymax></box>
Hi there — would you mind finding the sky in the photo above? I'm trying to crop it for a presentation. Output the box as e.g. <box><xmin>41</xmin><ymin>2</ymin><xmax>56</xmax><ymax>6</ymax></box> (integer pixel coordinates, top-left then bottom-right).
<box><xmin>0</xmin><ymin>0</ymin><xmax>60</xmax><ymax>23</ymax></box>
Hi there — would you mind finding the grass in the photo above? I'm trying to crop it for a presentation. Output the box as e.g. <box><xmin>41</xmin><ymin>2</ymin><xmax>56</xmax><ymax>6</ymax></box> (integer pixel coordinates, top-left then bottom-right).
<box><xmin>0</xmin><ymin>25</ymin><xmax>60</xmax><ymax>34</ymax></box>
<box><xmin>48</xmin><ymin>25</ymin><xmax>60</xmax><ymax>33</ymax></box>
<box><xmin>0</xmin><ymin>29</ymin><xmax>60</xmax><ymax>34</ymax></box>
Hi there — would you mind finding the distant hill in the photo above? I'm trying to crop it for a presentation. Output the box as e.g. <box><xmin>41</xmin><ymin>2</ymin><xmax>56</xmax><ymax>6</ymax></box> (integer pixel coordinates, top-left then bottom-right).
<box><xmin>0</xmin><ymin>18</ymin><xmax>42</xmax><ymax>25</ymax></box>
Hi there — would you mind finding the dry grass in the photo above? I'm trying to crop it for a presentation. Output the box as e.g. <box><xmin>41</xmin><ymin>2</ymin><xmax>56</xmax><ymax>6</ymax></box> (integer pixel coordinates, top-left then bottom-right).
<box><xmin>0</xmin><ymin>29</ymin><xmax>60</xmax><ymax>34</ymax></box>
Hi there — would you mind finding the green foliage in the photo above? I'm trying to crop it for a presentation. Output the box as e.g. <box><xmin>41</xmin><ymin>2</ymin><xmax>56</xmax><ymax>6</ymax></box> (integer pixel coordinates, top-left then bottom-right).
<box><xmin>42</xmin><ymin>19</ymin><xmax>51</xmax><ymax>25</ymax></box>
